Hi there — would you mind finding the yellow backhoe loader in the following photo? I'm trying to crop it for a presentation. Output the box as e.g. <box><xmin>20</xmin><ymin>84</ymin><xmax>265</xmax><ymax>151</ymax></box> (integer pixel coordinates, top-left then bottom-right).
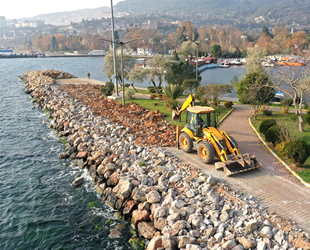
<box><xmin>175</xmin><ymin>96</ymin><xmax>261</xmax><ymax>176</ymax></box>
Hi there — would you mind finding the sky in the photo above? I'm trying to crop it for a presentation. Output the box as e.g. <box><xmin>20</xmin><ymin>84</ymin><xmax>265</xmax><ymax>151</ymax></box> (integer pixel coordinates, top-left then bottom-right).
<box><xmin>1</xmin><ymin>0</ymin><xmax>123</xmax><ymax>19</ymax></box>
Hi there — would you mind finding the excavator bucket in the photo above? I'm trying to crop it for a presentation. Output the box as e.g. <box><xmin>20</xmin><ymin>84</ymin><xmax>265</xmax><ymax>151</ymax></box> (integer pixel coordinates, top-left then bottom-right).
<box><xmin>215</xmin><ymin>154</ymin><xmax>262</xmax><ymax>176</ymax></box>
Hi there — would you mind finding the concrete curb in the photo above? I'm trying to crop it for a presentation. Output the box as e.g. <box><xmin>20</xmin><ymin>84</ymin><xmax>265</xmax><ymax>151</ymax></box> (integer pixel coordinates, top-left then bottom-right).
<box><xmin>248</xmin><ymin>112</ymin><xmax>310</xmax><ymax>189</ymax></box>
<box><xmin>219</xmin><ymin>107</ymin><xmax>235</xmax><ymax>125</ymax></box>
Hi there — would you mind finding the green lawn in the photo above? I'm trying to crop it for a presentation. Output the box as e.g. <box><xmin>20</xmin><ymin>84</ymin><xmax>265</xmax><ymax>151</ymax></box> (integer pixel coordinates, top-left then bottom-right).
<box><xmin>251</xmin><ymin>111</ymin><xmax>310</xmax><ymax>183</ymax></box>
<box><xmin>122</xmin><ymin>97</ymin><xmax>231</xmax><ymax>128</ymax></box>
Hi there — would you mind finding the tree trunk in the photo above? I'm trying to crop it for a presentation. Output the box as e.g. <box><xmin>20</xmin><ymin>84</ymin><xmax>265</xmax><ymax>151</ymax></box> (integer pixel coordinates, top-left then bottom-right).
<box><xmin>298</xmin><ymin>112</ymin><xmax>304</xmax><ymax>132</ymax></box>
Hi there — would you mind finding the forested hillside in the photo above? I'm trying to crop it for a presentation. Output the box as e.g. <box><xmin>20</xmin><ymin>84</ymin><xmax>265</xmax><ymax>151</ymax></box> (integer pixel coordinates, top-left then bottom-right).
<box><xmin>115</xmin><ymin>0</ymin><xmax>310</xmax><ymax>28</ymax></box>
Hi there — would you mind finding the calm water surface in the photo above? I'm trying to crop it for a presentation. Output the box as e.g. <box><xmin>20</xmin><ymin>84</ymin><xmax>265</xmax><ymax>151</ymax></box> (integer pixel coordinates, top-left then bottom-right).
<box><xmin>0</xmin><ymin>57</ymin><xmax>242</xmax><ymax>249</ymax></box>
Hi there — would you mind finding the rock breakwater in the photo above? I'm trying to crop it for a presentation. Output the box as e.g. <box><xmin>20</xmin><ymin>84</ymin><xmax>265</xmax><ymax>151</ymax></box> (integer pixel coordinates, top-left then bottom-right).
<box><xmin>21</xmin><ymin>70</ymin><xmax>309</xmax><ymax>250</ymax></box>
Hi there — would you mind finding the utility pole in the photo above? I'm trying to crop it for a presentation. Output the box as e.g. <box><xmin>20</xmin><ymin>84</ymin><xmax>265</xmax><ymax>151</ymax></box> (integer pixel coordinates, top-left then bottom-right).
<box><xmin>110</xmin><ymin>0</ymin><xmax>119</xmax><ymax>97</ymax></box>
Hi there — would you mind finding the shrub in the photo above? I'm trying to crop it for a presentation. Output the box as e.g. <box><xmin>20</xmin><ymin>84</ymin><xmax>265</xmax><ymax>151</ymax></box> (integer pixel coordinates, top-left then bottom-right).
<box><xmin>150</xmin><ymin>94</ymin><xmax>156</xmax><ymax>100</ymax></box>
<box><xmin>259</xmin><ymin>119</ymin><xmax>277</xmax><ymax>135</ymax></box>
<box><xmin>125</xmin><ymin>88</ymin><xmax>135</xmax><ymax>100</ymax></box>
<box><xmin>148</xmin><ymin>86</ymin><xmax>156</xmax><ymax>93</ymax></box>
<box><xmin>259</xmin><ymin>106</ymin><xmax>266</xmax><ymax>112</ymax></box>
<box><xmin>284</xmin><ymin>140</ymin><xmax>309</xmax><ymax>165</ymax></box>
<box><xmin>280</xmin><ymin>98</ymin><xmax>293</xmax><ymax>114</ymax></box>
<box><xmin>124</xmin><ymin>84</ymin><xmax>130</xmax><ymax>88</ymax></box>
<box><xmin>275</xmin><ymin>141</ymin><xmax>287</xmax><ymax>156</ymax></box>
<box><xmin>263</xmin><ymin>109</ymin><xmax>272</xmax><ymax>116</ymax></box>
<box><xmin>265</xmin><ymin>125</ymin><xmax>286</xmax><ymax>146</ymax></box>
<box><xmin>304</xmin><ymin>114</ymin><xmax>310</xmax><ymax>126</ymax></box>
<box><xmin>100</xmin><ymin>81</ymin><xmax>114</xmax><ymax>96</ymax></box>
<box><xmin>212</xmin><ymin>99</ymin><xmax>220</xmax><ymax>107</ymax></box>
<box><xmin>166</xmin><ymin>99</ymin><xmax>178</xmax><ymax>109</ymax></box>
<box><xmin>224</xmin><ymin>101</ymin><xmax>233</xmax><ymax>108</ymax></box>
<box><xmin>158</xmin><ymin>94</ymin><xmax>165</xmax><ymax>101</ymax></box>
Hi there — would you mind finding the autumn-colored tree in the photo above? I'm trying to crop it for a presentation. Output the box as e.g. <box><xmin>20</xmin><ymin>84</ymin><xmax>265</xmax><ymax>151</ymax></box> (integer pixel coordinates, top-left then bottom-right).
<box><xmin>177</xmin><ymin>20</ymin><xmax>197</xmax><ymax>41</ymax></box>
<box><xmin>257</xmin><ymin>33</ymin><xmax>272</xmax><ymax>53</ymax></box>
<box><xmin>288</xmin><ymin>31</ymin><xmax>309</xmax><ymax>55</ymax></box>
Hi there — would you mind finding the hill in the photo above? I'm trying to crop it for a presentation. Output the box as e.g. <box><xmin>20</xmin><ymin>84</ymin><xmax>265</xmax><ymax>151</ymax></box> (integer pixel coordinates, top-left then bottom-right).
<box><xmin>20</xmin><ymin>7</ymin><xmax>112</xmax><ymax>26</ymax></box>
<box><xmin>114</xmin><ymin>0</ymin><xmax>310</xmax><ymax>28</ymax></box>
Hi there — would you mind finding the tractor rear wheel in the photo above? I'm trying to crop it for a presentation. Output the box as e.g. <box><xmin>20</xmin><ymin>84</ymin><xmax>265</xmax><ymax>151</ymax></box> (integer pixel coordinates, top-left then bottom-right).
<box><xmin>198</xmin><ymin>141</ymin><xmax>215</xmax><ymax>164</ymax></box>
<box><xmin>230</xmin><ymin>136</ymin><xmax>238</xmax><ymax>148</ymax></box>
<box><xmin>179</xmin><ymin>132</ymin><xmax>193</xmax><ymax>153</ymax></box>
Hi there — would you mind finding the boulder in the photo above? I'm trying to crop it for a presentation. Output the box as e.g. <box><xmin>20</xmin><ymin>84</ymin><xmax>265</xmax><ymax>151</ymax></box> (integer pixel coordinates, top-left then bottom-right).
<box><xmin>138</xmin><ymin>221</ymin><xmax>157</xmax><ymax>239</ymax></box>
<box><xmin>237</xmin><ymin>236</ymin><xmax>257</xmax><ymax>249</ymax></box>
<box><xmin>131</xmin><ymin>209</ymin><xmax>150</xmax><ymax>228</ymax></box>
<box><xmin>146</xmin><ymin>190</ymin><xmax>161</xmax><ymax>204</ymax></box>
<box><xmin>72</xmin><ymin>176</ymin><xmax>84</xmax><ymax>187</ymax></box>
<box><xmin>146</xmin><ymin>236</ymin><xmax>163</xmax><ymax>250</ymax></box>
<box><xmin>122</xmin><ymin>199</ymin><xmax>139</xmax><ymax>215</ymax></box>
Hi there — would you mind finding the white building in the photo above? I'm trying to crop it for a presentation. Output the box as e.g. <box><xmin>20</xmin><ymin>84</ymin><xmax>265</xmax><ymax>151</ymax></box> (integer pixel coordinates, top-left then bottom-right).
<box><xmin>137</xmin><ymin>47</ymin><xmax>153</xmax><ymax>56</ymax></box>
<box><xmin>0</xmin><ymin>16</ymin><xmax>6</xmax><ymax>27</ymax></box>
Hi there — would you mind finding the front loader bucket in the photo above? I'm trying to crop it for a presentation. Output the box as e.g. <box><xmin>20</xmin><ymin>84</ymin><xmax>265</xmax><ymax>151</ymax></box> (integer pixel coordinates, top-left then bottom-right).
<box><xmin>215</xmin><ymin>154</ymin><xmax>262</xmax><ymax>176</ymax></box>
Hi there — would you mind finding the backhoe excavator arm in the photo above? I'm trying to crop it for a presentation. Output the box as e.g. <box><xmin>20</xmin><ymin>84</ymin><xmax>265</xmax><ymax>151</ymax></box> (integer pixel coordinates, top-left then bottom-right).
<box><xmin>172</xmin><ymin>94</ymin><xmax>195</xmax><ymax>121</ymax></box>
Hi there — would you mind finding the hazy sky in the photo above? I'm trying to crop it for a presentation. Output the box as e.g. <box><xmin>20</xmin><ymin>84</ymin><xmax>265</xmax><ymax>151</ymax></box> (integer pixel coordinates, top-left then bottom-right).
<box><xmin>1</xmin><ymin>0</ymin><xmax>123</xmax><ymax>19</ymax></box>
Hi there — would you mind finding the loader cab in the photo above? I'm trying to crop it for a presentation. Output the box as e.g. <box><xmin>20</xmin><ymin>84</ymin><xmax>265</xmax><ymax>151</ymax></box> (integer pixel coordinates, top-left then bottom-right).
<box><xmin>185</xmin><ymin>106</ymin><xmax>217</xmax><ymax>137</ymax></box>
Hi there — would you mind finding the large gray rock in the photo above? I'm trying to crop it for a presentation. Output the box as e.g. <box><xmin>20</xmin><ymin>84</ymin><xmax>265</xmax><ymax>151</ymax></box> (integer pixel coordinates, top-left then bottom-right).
<box><xmin>113</xmin><ymin>179</ymin><xmax>133</xmax><ymax>200</ymax></box>
<box><xmin>260</xmin><ymin>226</ymin><xmax>272</xmax><ymax>239</ymax></box>
<box><xmin>72</xmin><ymin>176</ymin><xmax>84</xmax><ymax>186</ymax></box>
<box><xmin>244</xmin><ymin>220</ymin><xmax>258</xmax><ymax>235</ymax></box>
<box><xmin>146</xmin><ymin>190</ymin><xmax>161</xmax><ymax>204</ymax></box>
<box><xmin>274</xmin><ymin>229</ymin><xmax>284</xmax><ymax>245</ymax></box>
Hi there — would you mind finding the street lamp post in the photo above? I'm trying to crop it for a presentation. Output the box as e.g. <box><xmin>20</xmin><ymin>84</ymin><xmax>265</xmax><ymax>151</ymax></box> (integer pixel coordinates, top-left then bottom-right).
<box><xmin>101</xmin><ymin>38</ymin><xmax>141</xmax><ymax>105</ymax></box>
<box><xmin>110</xmin><ymin>0</ymin><xmax>119</xmax><ymax>97</ymax></box>
<box><xmin>187</xmin><ymin>37</ymin><xmax>208</xmax><ymax>80</ymax></box>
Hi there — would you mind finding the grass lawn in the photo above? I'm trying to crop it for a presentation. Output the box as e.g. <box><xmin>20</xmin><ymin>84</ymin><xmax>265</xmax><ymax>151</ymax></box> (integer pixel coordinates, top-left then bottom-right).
<box><xmin>122</xmin><ymin>97</ymin><xmax>231</xmax><ymax>128</ymax></box>
<box><xmin>251</xmin><ymin>111</ymin><xmax>310</xmax><ymax>183</ymax></box>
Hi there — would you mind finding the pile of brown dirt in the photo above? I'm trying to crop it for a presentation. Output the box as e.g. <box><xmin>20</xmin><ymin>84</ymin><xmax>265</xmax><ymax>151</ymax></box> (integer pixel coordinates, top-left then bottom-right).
<box><xmin>59</xmin><ymin>84</ymin><xmax>177</xmax><ymax>147</ymax></box>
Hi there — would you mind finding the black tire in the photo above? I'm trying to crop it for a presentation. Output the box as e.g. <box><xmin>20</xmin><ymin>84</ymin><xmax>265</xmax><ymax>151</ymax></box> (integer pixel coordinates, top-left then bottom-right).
<box><xmin>179</xmin><ymin>132</ymin><xmax>193</xmax><ymax>153</ymax></box>
<box><xmin>198</xmin><ymin>141</ymin><xmax>215</xmax><ymax>164</ymax></box>
<box><xmin>229</xmin><ymin>136</ymin><xmax>238</xmax><ymax>148</ymax></box>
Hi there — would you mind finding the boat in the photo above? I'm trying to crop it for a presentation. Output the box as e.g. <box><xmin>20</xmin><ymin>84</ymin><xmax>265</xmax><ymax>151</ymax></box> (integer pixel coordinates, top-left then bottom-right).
<box><xmin>262</xmin><ymin>61</ymin><xmax>274</xmax><ymax>67</ymax></box>
<box><xmin>218</xmin><ymin>64</ymin><xmax>230</xmax><ymax>68</ymax></box>
<box><xmin>277</xmin><ymin>61</ymin><xmax>306</xmax><ymax>66</ymax></box>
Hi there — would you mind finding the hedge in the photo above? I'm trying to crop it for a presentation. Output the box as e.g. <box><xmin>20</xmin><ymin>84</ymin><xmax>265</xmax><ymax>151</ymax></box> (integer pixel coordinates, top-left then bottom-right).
<box><xmin>284</xmin><ymin>140</ymin><xmax>309</xmax><ymax>165</ymax></box>
<box><xmin>259</xmin><ymin>119</ymin><xmax>277</xmax><ymax>135</ymax></box>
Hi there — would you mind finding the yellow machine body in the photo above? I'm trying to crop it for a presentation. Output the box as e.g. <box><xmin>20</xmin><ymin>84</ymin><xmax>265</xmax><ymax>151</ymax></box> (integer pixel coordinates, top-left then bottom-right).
<box><xmin>176</xmin><ymin>105</ymin><xmax>262</xmax><ymax>176</ymax></box>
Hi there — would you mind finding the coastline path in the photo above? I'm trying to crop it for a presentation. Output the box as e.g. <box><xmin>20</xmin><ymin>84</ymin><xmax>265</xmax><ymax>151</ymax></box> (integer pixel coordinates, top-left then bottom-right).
<box><xmin>57</xmin><ymin>78</ymin><xmax>310</xmax><ymax>233</ymax></box>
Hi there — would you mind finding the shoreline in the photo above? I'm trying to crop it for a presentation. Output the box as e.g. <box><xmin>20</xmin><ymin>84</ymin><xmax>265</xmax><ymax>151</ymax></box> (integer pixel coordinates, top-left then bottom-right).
<box><xmin>20</xmin><ymin>69</ymin><xmax>309</xmax><ymax>249</ymax></box>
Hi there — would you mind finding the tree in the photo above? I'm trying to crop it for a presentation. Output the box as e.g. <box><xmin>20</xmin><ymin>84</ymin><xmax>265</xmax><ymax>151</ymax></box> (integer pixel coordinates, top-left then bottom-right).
<box><xmin>163</xmin><ymin>84</ymin><xmax>184</xmax><ymax>109</ymax></box>
<box><xmin>262</xmin><ymin>26</ymin><xmax>272</xmax><ymax>38</ymax></box>
<box><xmin>182</xmin><ymin>79</ymin><xmax>200</xmax><ymax>94</ymax></box>
<box><xmin>244</xmin><ymin>48</ymin><xmax>267</xmax><ymax>74</ymax></box>
<box><xmin>165</xmin><ymin>60</ymin><xmax>198</xmax><ymax>86</ymax></box>
<box><xmin>236</xmin><ymin>72</ymin><xmax>274</xmax><ymax>120</ymax></box>
<box><xmin>130</xmin><ymin>55</ymin><xmax>171</xmax><ymax>94</ymax></box>
<box><xmin>103</xmin><ymin>48</ymin><xmax>136</xmax><ymax>86</ymax></box>
<box><xmin>204</xmin><ymin>84</ymin><xmax>233</xmax><ymax>107</ymax></box>
<box><xmin>272</xmin><ymin>65</ymin><xmax>310</xmax><ymax>132</ymax></box>
<box><xmin>209</xmin><ymin>44</ymin><xmax>222</xmax><ymax>57</ymax></box>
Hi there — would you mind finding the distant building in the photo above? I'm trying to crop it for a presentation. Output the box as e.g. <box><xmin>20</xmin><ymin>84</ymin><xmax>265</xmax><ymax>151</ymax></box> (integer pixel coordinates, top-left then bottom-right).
<box><xmin>0</xmin><ymin>16</ymin><xmax>6</xmax><ymax>27</ymax></box>
<box><xmin>15</xmin><ymin>20</ymin><xmax>44</xmax><ymax>28</ymax></box>
<box><xmin>137</xmin><ymin>47</ymin><xmax>153</xmax><ymax>56</ymax></box>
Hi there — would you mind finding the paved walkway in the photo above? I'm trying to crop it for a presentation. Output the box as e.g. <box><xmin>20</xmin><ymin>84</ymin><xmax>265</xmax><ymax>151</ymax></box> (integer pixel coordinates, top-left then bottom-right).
<box><xmin>167</xmin><ymin>105</ymin><xmax>310</xmax><ymax>232</ymax></box>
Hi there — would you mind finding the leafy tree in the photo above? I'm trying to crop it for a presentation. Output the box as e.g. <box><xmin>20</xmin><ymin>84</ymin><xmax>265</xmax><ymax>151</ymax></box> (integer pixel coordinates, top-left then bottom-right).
<box><xmin>182</xmin><ymin>79</ymin><xmax>200</xmax><ymax>94</ymax></box>
<box><xmin>164</xmin><ymin>84</ymin><xmax>184</xmax><ymax>109</ymax></box>
<box><xmin>130</xmin><ymin>55</ymin><xmax>171</xmax><ymax>94</ymax></box>
<box><xmin>209</xmin><ymin>44</ymin><xmax>222</xmax><ymax>57</ymax></box>
<box><xmin>165</xmin><ymin>60</ymin><xmax>198</xmax><ymax>86</ymax></box>
<box><xmin>236</xmin><ymin>72</ymin><xmax>274</xmax><ymax>119</ymax></box>
<box><xmin>103</xmin><ymin>48</ymin><xmax>136</xmax><ymax>86</ymax></box>
<box><xmin>262</xmin><ymin>26</ymin><xmax>272</xmax><ymax>38</ymax></box>
<box><xmin>172</xmin><ymin>50</ymin><xmax>180</xmax><ymax>60</ymax></box>
<box><xmin>51</xmin><ymin>36</ymin><xmax>57</xmax><ymax>51</ymax></box>
<box><xmin>204</xmin><ymin>84</ymin><xmax>233</xmax><ymax>107</ymax></box>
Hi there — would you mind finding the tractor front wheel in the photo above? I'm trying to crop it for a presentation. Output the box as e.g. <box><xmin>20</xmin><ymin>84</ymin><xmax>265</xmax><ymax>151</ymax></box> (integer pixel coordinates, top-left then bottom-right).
<box><xmin>198</xmin><ymin>141</ymin><xmax>215</xmax><ymax>164</ymax></box>
<box><xmin>179</xmin><ymin>132</ymin><xmax>193</xmax><ymax>153</ymax></box>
